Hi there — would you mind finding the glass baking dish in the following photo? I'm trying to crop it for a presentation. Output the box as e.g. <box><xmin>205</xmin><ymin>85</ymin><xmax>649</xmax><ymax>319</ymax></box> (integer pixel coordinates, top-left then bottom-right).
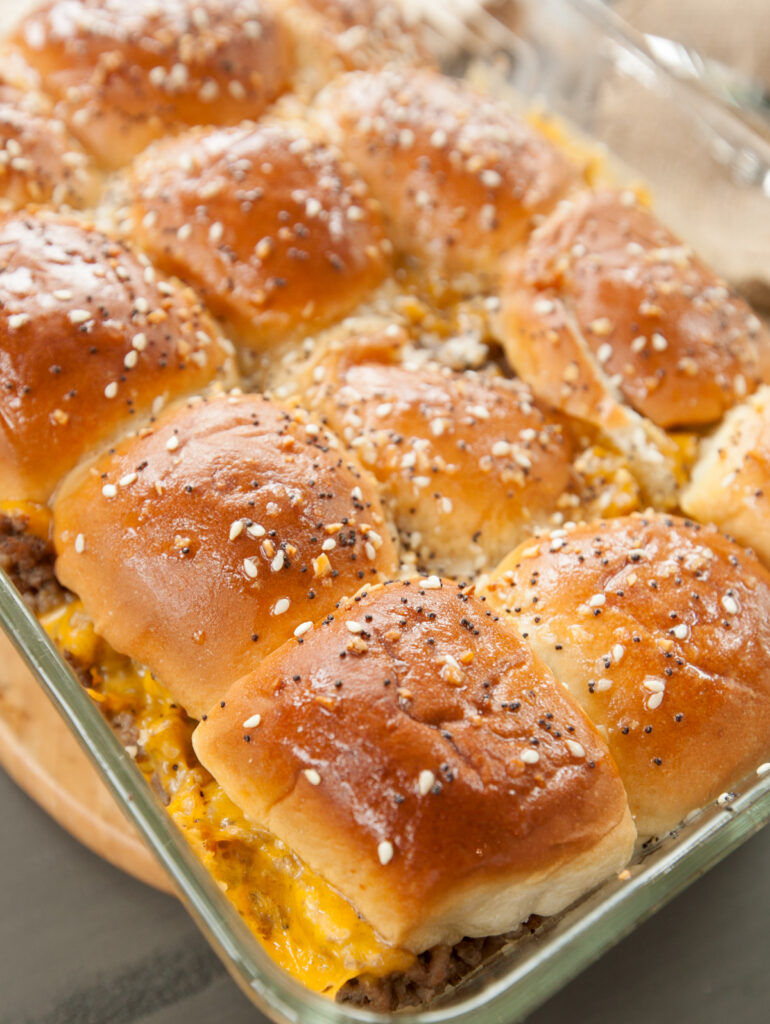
<box><xmin>2</xmin><ymin>0</ymin><xmax>770</xmax><ymax>1021</ymax></box>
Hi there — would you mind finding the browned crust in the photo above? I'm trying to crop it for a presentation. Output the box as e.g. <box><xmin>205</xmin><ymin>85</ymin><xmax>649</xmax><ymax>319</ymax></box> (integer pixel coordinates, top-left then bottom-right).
<box><xmin>131</xmin><ymin>122</ymin><xmax>391</xmax><ymax>352</ymax></box>
<box><xmin>193</xmin><ymin>578</ymin><xmax>633</xmax><ymax>950</ymax></box>
<box><xmin>482</xmin><ymin>512</ymin><xmax>770</xmax><ymax>837</ymax></box>
<box><xmin>52</xmin><ymin>392</ymin><xmax>398</xmax><ymax>718</ymax></box>
<box><xmin>500</xmin><ymin>190</ymin><xmax>770</xmax><ymax>429</ymax></box>
<box><xmin>0</xmin><ymin>211</ymin><xmax>237</xmax><ymax>502</ymax></box>
<box><xmin>302</xmin><ymin>326</ymin><xmax>577</xmax><ymax>575</ymax></box>
<box><xmin>10</xmin><ymin>0</ymin><xmax>294</xmax><ymax>168</ymax></box>
<box><xmin>312</xmin><ymin>68</ymin><xmax>578</xmax><ymax>273</ymax></box>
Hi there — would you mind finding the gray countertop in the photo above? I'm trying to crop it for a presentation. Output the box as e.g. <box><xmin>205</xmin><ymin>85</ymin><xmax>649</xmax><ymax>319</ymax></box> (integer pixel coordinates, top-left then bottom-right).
<box><xmin>2</xmin><ymin>765</ymin><xmax>768</xmax><ymax>1024</ymax></box>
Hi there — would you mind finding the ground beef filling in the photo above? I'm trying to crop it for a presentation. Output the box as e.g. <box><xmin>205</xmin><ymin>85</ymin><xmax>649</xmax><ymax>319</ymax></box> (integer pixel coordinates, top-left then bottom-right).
<box><xmin>0</xmin><ymin>513</ymin><xmax>65</xmax><ymax>614</ymax></box>
<box><xmin>337</xmin><ymin>918</ymin><xmax>542</xmax><ymax>1010</ymax></box>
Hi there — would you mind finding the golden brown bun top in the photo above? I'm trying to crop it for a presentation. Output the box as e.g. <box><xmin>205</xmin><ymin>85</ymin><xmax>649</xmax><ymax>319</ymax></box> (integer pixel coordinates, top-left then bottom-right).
<box><xmin>312</xmin><ymin>68</ymin><xmax>578</xmax><ymax>273</ymax></box>
<box><xmin>482</xmin><ymin>513</ymin><xmax>770</xmax><ymax>836</ymax></box>
<box><xmin>53</xmin><ymin>392</ymin><xmax>398</xmax><ymax>718</ymax></box>
<box><xmin>131</xmin><ymin>122</ymin><xmax>391</xmax><ymax>354</ymax></box>
<box><xmin>502</xmin><ymin>190</ymin><xmax>770</xmax><ymax>429</ymax></box>
<box><xmin>0</xmin><ymin>211</ymin><xmax>236</xmax><ymax>502</ymax></box>
<box><xmin>194</xmin><ymin>577</ymin><xmax>631</xmax><ymax>948</ymax></box>
<box><xmin>302</xmin><ymin>324</ymin><xmax>577</xmax><ymax>575</ymax></box>
<box><xmin>11</xmin><ymin>0</ymin><xmax>294</xmax><ymax>168</ymax></box>
<box><xmin>0</xmin><ymin>80</ymin><xmax>99</xmax><ymax>210</ymax></box>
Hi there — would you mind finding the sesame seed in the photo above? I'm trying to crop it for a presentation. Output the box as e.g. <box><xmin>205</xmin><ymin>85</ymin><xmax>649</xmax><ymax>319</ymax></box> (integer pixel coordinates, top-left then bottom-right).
<box><xmin>346</xmin><ymin>620</ymin><xmax>364</xmax><ymax>634</ymax></box>
<box><xmin>104</xmin><ymin>382</ymin><xmax>118</xmax><ymax>399</ymax></box>
<box><xmin>177</xmin><ymin>224</ymin><xmax>192</xmax><ymax>241</ymax></box>
<box><xmin>672</xmin><ymin>623</ymin><xmax>689</xmax><ymax>640</ymax></box>
<box><xmin>273</xmin><ymin>597</ymin><xmax>290</xmax><ymax>615</ymax></box>
<box><xmin>418</xmin><ymin>770</ymin><xmax>435</xmax><ymax>795</ymax></box>
<box><xmin>243</xmin><ymin>557</ymin><xmax>259</xmax><ymax>579</ymax></box>
<box><xmin>53</xmin><ymin>290</ymin><xmax>72</xmax><ymax>301</ymax></box>
<box><xmin>565</xmin><ymin>739</ymin><xmax>586</xmax><ymax>758</ymax></box>
<box><xmin>322</xmin><ymin>537</ymin><xmax>336</xmax><ymax>552</ymax></box>
<box><xmin>243</xmin><ymin>713</ymin><xmax>262</xmax><ymax>729</ymax></box>
<box><xmin>757</xmin><ymin>763</ymin><xmax>770</xmax><ymax>777</ymax></box>
<box><xmin>294</xmin><ymin>621</ymin><xmax>313</xmax><ymax>638</ymax></box>
<box><xmin>7</xmin><ymin>313</ymin><xmax>29</xmax><ymax>330</ymax></box>
<box><xmin>246</xmin><ymin>523</ymin><xmax>266</xmax><ymax>539</ymax></box>
<box><xmin>271</xmin><ymin>550</ymin><xmax>285</xmax><ymax>572</ymax></box>
<box><xmin>132</xmin><ymin>333</ymin><xmax>148</xmax><ymax>351</ymax></box>
<box><xmin>303</xmin><ymin>768</ymin><xmax>321</xmax><ymax>786</ymax></box>
<box><xmin>119</xmin><ymin>472</ymin><xmax>137</xmax><ymax>487</ymax></box>
<box><xmin>597</xmin><ymin>343</ymin><xmax>613</xmax><ymax>364</ymax></box>
<box><xmin>209</xmin><ymin>221</ymin><xmax>224</xmax><ymax>244</ymax></box>
<box><xmin>480</xmin><ymin>168</ymin><xmax>502</xmax><ymax>188</ymax></box>
<box><xmin>533</xmin><ymin>297</ymin><xmax>554</xmax><ymax>316</ymax></box>
<box><xmin>377</xmin><ymin>840</ymin><xmax>394</xmax><ymax>865</ymax></box>
<box><xmin>588</xmin><ymin>593</ymin><xmax>606</xmax><ymax>607</ymax></box>
<box><xmin>521</xmin><ymin>749</ymin><xmax>540</xmax><ymax>764</ymax></box>
<box><xmin>166</xmin><ymin>435</ymin><xmax>180</xmax><ymax>452</ymax></box>
<box><xmin>651</xmin><ymin>332</ymin><xmax>668</xmax><ymax>352</ymax></box>
<box><xmin>74</xmin><ymin>533</ymin><xmax>85</xmax><ymax>554</ymax></box>
<box><xmin>229</xmin><ymin>520</ymin><xmax>244</xmax><ymax>541</ymax></box>
<box><xmin>365</xmin><ymin>542</ymin><xmax>376</xmax><ymax>560</ymax></box>
<box><xmin>420</xmin><ymin>576</ymin><xmax>442</xmax><ymax>590</ymax></box>
<box><xmin>68</xmin><ymin>309</ymin><xmax>91</xmax><ymax>325</ymax></box>
<box><xmin>102</xmin><ymin>484</ymin><xmax>117</xmax><ymax>498</ymax></box>
<box><xmin>124</xmin><ymin>350</ymin><xmax>138</xmax><ymax>369</ymax></box>
<box><xmin>721</xmin><ymin>594</ymin><xmax>739</xmax><ymax>615</ymax></box>
<box><xmin>643</xmin><ymin>678</ymin><xmax>666</xmax><ymax>693</ymax></box>
<box><xmin>612</xmin><ymin>643</ymin><xmax>625</xmax><ymax>663</ymax></box>
<box><xmin>594</xmin><ymin>678</ymin><xmax>612</xmax><ymax>692</ymax></box>
<box><xmin>647</xmin><ymin>692</ymin><xmax>664</xmax><ymax>710</ymax></box>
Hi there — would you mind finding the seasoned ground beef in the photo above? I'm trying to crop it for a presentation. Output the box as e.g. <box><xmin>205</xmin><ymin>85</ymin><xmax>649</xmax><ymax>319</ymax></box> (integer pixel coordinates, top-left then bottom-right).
<box><xmin>0</xmin><ymin>513</ymin><xmax>66</xmax><ymax>614</ymax></box>
<box><xmin>337</xmin><ymin>917</ymin><xmax>542</xmax><ymax>1010</ymax></box>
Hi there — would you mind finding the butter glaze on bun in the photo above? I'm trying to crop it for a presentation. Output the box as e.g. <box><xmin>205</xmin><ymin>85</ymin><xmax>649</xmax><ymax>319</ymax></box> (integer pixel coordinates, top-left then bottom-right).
<box><xmin>53</xmin><ymin>393</ymin><xmax>398</xmax><ymax>718</ymax></box>
<box><xmin>0</xmin><ymin>212</ymin><xmax>236</xmax><ymax>502</ymax></box>
<box><xmin>481</xmin><ymin>513</ymin><xmax>770</xmax><ymax>837</ymax></box>
<box><xmin>193</xmin><ymin>577</ymin><xmax>635</xmax><ymax>952</ymax></box>
<box><xmin>131</xmin><ymin>122</ymin><xmax>391</xmax><ymax>356</ymax></box>
<box><xmin>500</xmin><ymin>190</ymin><xmax>770</xmax><ymax>430</ymax></box>
<box><xmin>11</xmin><ymin>0</ymin><xmax>294</xmax><ymax>168</ymax></box>
<box><xmin>302</xmin><ymin>325</ymin><xmax>577</xmax><ymax>576</ymax></box>
<box><xmin>682</xmin><ymin>386</ymin><xmax>770</xmax><ymax>566</ymax></box>
<box><xmin>0</xmin><ymin>80</ymin><xmax>99</xmax><ymax>210</ymax></box>
<box><xmin>312</xmin><ymin>68</ymin><xmax>577</xmax><ymax>273</ymax></box>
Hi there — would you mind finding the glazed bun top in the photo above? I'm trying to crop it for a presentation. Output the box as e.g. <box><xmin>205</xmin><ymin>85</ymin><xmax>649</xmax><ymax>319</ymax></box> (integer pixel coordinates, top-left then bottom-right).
<box><xmin>0</xmin><ymin>80</ymin><xmax>99</xmax><ymax>210</ymax></box>
<box><xmin>11</xmin><ymin>0</ymin><xmax>294</xmax><ymax>168</ymax></box>
<box><xmin>53</xmin><ymin>392</ymin><xmax>399</xmax><ymax>718</ymax></box>
<box><xmin>301</xmin><ymin>322</ymin><xmax>577</xmax><ymax>576</ymax></box>
<box><xmin>0</xmin><ymin>212</ymin><xmax>237</xmax><ymax>502</ymax></box>
<box><xmin>482</xmin><ymin>513</ymin><xmax>770</xmax><ymax>837</ymax></box>
<box><xmin>313</xmin><ymin>68</ymin><xmax>578</xmax><ymax>274</ymax></box>
<box><xmin>131</xmin><ymin>122</ymin><xmax>391</xmax><ymax>358</ymax></box>
<box><xmin>194</xmin><ymin>577</ymin><xmax>634</xmax><ymax>952</ymax></box>
<box><xmin>500</xmin><ymin>190</ymin><xmax>770</xmax><ymax>430</ymax></box>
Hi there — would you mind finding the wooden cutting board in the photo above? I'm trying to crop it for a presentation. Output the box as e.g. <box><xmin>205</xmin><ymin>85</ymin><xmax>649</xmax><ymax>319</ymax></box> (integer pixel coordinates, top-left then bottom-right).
<box><xmin>0</xmin><ymin>630</ymin><xmax>172</xmax><ymax>893</ymax></box>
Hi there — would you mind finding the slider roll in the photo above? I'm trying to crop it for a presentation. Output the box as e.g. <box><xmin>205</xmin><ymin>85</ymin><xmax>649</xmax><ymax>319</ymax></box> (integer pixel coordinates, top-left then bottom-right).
<box><xmin>194</xmin><ymin>577</ymin><xmax>635</xmax><ymax>953</ymax></box>
<box><xmin>482</xmin><ymin>513</ymin><xmax>770</xmax><ymax>837</ymax></box>
<box><xmin>0</xmin><ymin>211</ymin><xmax>236</xmax><ymax>503</ymax></box>
<box><xmin>53</xmin><ymin>393</ymin><xmax>398</xmax><ymax>718</ymax></box>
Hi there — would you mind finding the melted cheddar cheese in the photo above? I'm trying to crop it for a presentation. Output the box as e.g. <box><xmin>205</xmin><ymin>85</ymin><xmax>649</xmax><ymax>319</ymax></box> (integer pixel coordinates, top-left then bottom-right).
<box><xmin>40</xmin><ymin>600</ymin><xmax>414</xmax><ymax>996</ymax></box>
